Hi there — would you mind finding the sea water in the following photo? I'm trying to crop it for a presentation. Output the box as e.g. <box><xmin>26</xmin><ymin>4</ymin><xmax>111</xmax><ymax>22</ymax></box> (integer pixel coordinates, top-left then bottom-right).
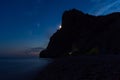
<box><xmin>0</xmin><ymin>57</ymin><xmax>52</xmax><ymax>80</ymax></box>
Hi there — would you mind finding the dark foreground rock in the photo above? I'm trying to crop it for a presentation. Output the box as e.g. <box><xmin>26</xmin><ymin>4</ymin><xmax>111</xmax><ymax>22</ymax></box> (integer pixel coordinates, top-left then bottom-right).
<box><xmin>36</xmin><ymin>55</ymin><xmax>120</xmax><ymax>80</ymax></box>
<box><xmin>40</xmin><ymin>9</ymin><xmax>120</xmax><ymax>58</ymax></box>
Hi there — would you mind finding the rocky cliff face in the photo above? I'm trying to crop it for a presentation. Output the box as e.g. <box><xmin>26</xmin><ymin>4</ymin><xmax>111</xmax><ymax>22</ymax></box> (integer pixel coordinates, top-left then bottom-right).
<box><xmin>40</xmin><ymin>9</ymin><xmax>120</xmax><ymax>58</ymax></box>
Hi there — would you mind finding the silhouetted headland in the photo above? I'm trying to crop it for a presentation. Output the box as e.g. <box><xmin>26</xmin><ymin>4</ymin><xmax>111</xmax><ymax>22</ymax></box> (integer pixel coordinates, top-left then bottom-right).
<box><xmin>40</xmin><ymin>9</ymin><xmax>120</xmax><ymax>58</ymax></box>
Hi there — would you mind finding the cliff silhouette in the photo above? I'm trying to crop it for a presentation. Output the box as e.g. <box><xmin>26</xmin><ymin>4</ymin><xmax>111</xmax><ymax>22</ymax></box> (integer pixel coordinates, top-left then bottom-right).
<box><xmin>40</xmin><ymin>9</ymin><xmax>120</xmax><ymax>58</ymax></box>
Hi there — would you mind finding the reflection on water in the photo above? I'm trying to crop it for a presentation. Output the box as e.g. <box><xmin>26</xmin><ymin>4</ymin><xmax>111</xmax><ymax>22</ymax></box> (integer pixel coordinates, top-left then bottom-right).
<box><xmin>0</xmin><ymin>58</ymin><xmax>53</xmax><ymax>80</ymax></box>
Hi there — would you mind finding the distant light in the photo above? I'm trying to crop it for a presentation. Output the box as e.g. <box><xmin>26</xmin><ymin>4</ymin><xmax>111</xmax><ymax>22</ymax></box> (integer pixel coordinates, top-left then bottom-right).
<box><xmin>69</xmin><ymin>52</ymin><xmax>72</xmax><ymax>55</ymax></box>
<box><xmin>59</xmin><ymin>25</ymin><xmax>62</xmax><ymax>29</ymax></box>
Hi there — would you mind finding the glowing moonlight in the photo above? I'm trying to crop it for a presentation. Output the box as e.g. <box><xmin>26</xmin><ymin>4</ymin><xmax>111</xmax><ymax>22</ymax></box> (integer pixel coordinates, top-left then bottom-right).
<box><xmin>59</xmin><ymin>25</ymin><xmax>62</xmax><ymax>29</ymax></box>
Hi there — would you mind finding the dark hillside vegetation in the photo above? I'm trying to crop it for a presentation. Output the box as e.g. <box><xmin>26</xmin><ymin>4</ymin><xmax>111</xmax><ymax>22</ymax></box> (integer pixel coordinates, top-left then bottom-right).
<box><xmin>40</xmin><ymin>9</ymin><xmax>120</xmax><ymax>58</ymax></box>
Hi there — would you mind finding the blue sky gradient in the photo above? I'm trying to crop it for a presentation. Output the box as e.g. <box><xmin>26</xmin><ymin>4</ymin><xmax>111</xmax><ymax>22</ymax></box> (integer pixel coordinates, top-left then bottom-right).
<box><xmin>0</xmin><ymin>0</ymin><xmax>120</xmax><ymax>51</ymax></box>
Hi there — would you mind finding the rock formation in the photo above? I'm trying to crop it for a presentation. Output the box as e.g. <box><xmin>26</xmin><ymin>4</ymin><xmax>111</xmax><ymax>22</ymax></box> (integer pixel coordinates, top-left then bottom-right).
<box><xmin>40</xmin><ymin>9</ymin><xmax>120</xmax><ymax>58</ymax></box>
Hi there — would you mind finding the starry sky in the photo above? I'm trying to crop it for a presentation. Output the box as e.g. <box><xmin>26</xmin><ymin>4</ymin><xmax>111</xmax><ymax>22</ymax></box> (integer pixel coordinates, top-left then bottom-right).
<box><xmin>0</xmin><ymin>0</ymin><xmax>120</xmax><ymax>51</ymax></box>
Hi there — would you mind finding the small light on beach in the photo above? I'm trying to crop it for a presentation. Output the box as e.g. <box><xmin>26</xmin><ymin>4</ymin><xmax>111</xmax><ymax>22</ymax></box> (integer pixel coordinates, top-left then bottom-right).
<box><xmin>69</xmin><ymin>52</ymin><xmax>72</xmax><ymax>55</ymax></box>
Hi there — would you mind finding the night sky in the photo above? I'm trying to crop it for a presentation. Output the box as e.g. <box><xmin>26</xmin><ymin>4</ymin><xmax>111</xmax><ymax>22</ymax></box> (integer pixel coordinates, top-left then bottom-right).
<box><xmin>0</xmin><ymin>0</ymin><xmax>120</xmax><ymax>51</ymax></box>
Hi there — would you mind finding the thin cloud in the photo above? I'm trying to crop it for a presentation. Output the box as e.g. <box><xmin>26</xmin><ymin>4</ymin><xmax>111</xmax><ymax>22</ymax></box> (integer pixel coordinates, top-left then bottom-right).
<box><xmin>89</xmin><ymin>0</ymin><xmax>120</xmax><ymax>15</ymax></box>
<box><xmin>95</xmin><ymin>0</ymin><xmax>120</xmax><ymax>15</ymax></box>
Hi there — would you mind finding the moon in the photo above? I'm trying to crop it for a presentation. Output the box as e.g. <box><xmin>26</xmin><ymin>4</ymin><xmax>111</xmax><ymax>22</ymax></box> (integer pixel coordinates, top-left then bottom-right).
<box><xmin>59</xmin><ymin>25</ymin><xmax>62</xmax><ymax>29</ymax></box>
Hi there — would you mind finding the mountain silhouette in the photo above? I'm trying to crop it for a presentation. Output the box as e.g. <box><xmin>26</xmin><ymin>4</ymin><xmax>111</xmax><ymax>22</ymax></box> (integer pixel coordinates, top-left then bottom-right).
<box><xmin>40</xmin><ymin>9</ymin><xmax>120</xmax><ymax>58</ymax></box>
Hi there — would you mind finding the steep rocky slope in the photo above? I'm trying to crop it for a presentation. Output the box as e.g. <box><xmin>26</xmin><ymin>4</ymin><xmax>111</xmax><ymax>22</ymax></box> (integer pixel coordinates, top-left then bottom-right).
<box><xmin>40</xmin><ymin>9</ymin><xmax>120</xmax><ymax>58</ymax></box>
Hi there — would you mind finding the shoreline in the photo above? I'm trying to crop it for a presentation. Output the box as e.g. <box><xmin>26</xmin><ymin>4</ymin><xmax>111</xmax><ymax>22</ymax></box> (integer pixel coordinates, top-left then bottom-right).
<box><xmin>36</xmin><ymin>55</ymin><xmax>120</xmax><ymax>80</ymax></box>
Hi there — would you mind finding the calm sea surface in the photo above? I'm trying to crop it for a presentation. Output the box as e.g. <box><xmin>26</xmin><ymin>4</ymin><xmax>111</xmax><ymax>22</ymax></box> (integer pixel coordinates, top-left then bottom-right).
<box><xmin>0</xmin><ymin>57</ymin><xmax>53</xmax><ymax>80</ymax></box>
